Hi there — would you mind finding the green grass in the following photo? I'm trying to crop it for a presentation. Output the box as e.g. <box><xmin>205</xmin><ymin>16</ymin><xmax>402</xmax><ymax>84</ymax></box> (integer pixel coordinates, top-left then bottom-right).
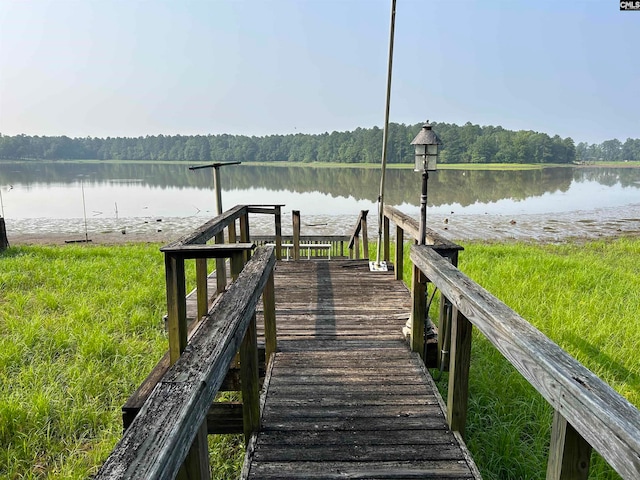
<box><xmin>4</xmin><ymin>239</ymin><xmax>639</xmax><ymax>479</ymax></box>
<box><xmin>394</xmin><ymin>238</ymin><xmax>640</xmax><ymax>479</ymax></box>
<box><xmin>0</xmin><ymin>244</ymin><xmax>242</xmax><ymax>479</ymax></box>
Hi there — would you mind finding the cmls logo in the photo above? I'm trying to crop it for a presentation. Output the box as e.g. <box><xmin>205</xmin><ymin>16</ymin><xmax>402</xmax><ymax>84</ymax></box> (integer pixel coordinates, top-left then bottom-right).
<box><xmin>621</xmin><ymin>1</ymin><xmax>640</xmax><ymax>10</ymax></box>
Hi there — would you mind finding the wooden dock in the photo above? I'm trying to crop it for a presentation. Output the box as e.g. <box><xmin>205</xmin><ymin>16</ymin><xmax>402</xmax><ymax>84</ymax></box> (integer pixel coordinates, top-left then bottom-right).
<box><xmin>98</xmin><ymin>206</ymin><xmax>640</xmax><ymax>480</ymax></box>
<box><xmin>244</xmin><ymin>260</ymin><xmax>480</xmax><ymax>479</ymax></box>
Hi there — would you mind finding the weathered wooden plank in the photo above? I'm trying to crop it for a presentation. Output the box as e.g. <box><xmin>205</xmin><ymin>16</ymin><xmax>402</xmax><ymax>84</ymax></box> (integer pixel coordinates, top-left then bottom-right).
<box><xmin>252</xmin><ymin>443</ymin><xmax>464</xmax><ymax>462</ymax></box>
<box><xmin>159</xmin><ymin>242</ymin><xmax>255</xmax><ymax>258</ymax></box>
<box><xmin>268</xmin><ymin>375</ymin><xmax>429</xmax><ymax>386</ymax></box>
<box><xmin>259</xmin><ymin>416</ymin><xmax>447</xmax><ymax>431</ymax></box>
<box><xmin>253</xmin><ymin>429</ymin><xmax>456</xmax><ymax>447</ymax></box>
<box><xmin>96</xmin><ymin>246</ymin><xmax>276</xmax><ymax>480</ymax></box>
<box><xmin>411</xmin><ymin>244</ymin><xmax>640</xmax><ymax>479</ymax></box>
<box><xmin>247</xmin><ymin>460</ymin><xmax>474</xmax><ymax>479</ymax></box>
<box><xmin>263</xmin><ymin>395</ymin><xmax>439</xmax><ymax>408</ymax></box>
<box><xmin>261</xmin><ymin>404</ymin><xmax>444</xmax><ymax>419</ymax></box>
<box><xmin>163</xmin><ymin>204</ymin><xmax>247</xmax><ymax>248</ymax></box>
<box><xmin>265</xmin><ymin>384</ymin><xmax>436</xmax><ymax>397</ymax></box>
<box><xmin>384</xmin><ymin>205</ymin><xmax>463</xmax><ymax>253</ymax></box>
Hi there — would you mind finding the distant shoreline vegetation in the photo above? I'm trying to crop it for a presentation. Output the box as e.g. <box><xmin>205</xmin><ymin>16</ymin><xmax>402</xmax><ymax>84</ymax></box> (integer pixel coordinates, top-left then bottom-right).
<box><xmin>1</xmin><ymin>122</ymin><xmax>639</xmax><ymax>164</ymax></box>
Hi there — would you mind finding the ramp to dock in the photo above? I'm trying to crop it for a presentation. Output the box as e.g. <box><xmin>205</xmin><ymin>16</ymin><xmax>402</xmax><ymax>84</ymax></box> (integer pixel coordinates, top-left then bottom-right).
<box><xmin>243</xmin><ymin>260</ymin><xmax>481</xmax><ymax>479</ymax></box>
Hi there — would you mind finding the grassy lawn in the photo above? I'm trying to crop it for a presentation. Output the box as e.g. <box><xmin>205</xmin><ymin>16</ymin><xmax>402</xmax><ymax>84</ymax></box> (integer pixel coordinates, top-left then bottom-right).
<box><xmin>2</xmin><ymin>239</ymin><xmax>638</xmax><ymax>478</ymax></box>
<box><xmin>0</xmin><ymin>244</ymin><xmax>243</xmax><ymax>479</ymax></box>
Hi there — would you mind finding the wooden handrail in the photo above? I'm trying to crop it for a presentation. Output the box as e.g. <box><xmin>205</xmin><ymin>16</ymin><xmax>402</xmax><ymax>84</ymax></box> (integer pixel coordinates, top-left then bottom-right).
<box><xmin>96</xmin><ymin>246</ymin><xmax>277</xmax><ymax>479</ymax></box>
<box><xmin>347</xmin><ymin>210</ymin><xmax>368</xmax><ymax>249</ymax></box>
<box><xmin>411</xmin><ymin>244</ymin><xmax>640</xmax><ymax>479</ymax></box>
<box><xmin>347</xmin><ymin>210</ymin><xmax>369</xmax><ymax>259</ymax></box>
<box><xmin>383</xmin><ymin>205</ymin><xmax>461</xmax><ymax>250</ymax></box>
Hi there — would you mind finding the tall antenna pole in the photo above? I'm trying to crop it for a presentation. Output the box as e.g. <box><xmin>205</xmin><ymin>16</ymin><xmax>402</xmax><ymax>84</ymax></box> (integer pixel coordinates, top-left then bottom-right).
<box><xmin>81</xmin><ymin>178</ymin><xmax>89</xmax><ymax>242</ymax></box>
<box><xmin>373</xmin><ymin>0</ymin><xmax>396</xmax><ymax>270</ymax></box>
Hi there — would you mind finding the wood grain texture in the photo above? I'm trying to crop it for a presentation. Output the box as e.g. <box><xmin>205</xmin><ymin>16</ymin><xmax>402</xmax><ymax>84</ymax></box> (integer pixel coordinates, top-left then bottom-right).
<box><xmin>96</xmin><ymin>246</ymin><xmax>276</xmax><ymax>479</ymax></box>
<box><xmin>243</xmin><ymin>260</ymin><xmax>480</xmax><ymax>479</ymax></box>
<box><xmin>411</xmin><ymin>244</ymin><xmax>640</xmax><ymax>479</ymax></box>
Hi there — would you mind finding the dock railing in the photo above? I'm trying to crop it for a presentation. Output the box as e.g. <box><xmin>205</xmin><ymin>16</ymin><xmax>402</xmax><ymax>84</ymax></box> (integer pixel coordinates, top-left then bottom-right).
<box><xmin>405</xmin><ymin>226</ymin><xmax>640</xmax><ymax>479</ymax></box>
<box><xmin>348</xmin><ymin>209</ymin><xmax>369</xmax><ymax>259</ymax></box>
<box><xmin>383</xmin><ymin>205</ymin><xmax>464</xmax><ymax>366</ymax></box>
<box><xmin>97</xmin><ymin>205</ymin><xmax>281</xmax><ymax>479</ymax></box>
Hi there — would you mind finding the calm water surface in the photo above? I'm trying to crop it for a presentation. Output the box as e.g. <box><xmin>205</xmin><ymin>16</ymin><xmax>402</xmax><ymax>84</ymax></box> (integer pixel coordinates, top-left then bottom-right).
<box><xmin>2</xmin><ymin>162</ymin><xmax>640</xmax><ymax>241</ymax></box>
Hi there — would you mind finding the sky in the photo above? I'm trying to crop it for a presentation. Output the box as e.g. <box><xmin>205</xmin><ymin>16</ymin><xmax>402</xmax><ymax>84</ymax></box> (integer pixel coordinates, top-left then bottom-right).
<box><xmin>0</xmin><ymin>0</ymin><xmax>638</xmax><ymax>144</ymax></box>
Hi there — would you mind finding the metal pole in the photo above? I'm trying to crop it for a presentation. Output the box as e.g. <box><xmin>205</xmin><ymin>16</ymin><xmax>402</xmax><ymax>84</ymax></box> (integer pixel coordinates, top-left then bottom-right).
<box><xmin>81</xmin><ymin>178</ymin><xmax>89</xmax><ymax>242</ymax></box>
<box><xmin>419</xmin><ymin>170</ymin><xmax>428</xmax><ymax>245</ymax></box>
<box><xmin>374</xmin><ymin>0</ymin><xmax>397</xmax><ymax>267</ymax></box>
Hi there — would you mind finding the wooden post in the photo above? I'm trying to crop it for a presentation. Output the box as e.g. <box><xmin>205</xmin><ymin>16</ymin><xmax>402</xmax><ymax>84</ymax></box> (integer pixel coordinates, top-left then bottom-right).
<box><xmin>240</xmin><ymin>213</ymin><xmax>250</xmax><ymax>262</ymax></box>
<box><xmin>438</xmin><ymin>252</ymin><xmax>459</xmax><ymax>371</ymax></box>
<box><xmin>0</xmin><ymin>218</ymin><xmax>8</xmax><ymax>251</ymax></box>
<box><xmin>196</xmin><ymin>258</ymin><xmax>208</xmax><ymax>321</ymax></box>
<box><xmin>178</xmin><ymin>422</ymin><xmax>211</xmax><ymax>480</ymax></box>
<box><xmin>292</xmin><ymin>210</ymin><xmax>300</xmax><ymax>261</ymax></box>
<box><xmin>411</xmin><ymin>265</ymin><xmax>426</xmax><ymax>358</ymax></box>
<box><xmin>214</xmin><ymin>231</ymin><xmax>227</xmax><ymax>295</ymax></box>
<box><xmin>447</xmin><ymin>306</ymin><xmax>472</xmax><ymax>435</ymax></box>
<box><xmin>165</xmin><ymin>254</ymin><xmax>187</xmax><ymax>365</ymax></box>
<box><xmin>547</xmin><ymin>411</ymin><xmax>592</xmax><ymax>480</ymax></box>
<box><xmin>354</xmin><ymin>236</ymin><xmax>361</xmax><ymax>260</ymax></box>
<box><xmin>394</xmin><ymin>226</ymin><xmax>404</xmax><ymax>281</ymax></box>
<box><xmin>240</xmin><ymin>314</ymin><xmax>261</xmax><ymax>445</ymax></box>
<box><xmin>228</xmin><ymin>219</ymin><xmax>237</xmax><ymax>243</ymax></box>
<box><xmin>166</xmin><ymin>252</ymin><xmax>211</xmax><ymax>479</ymax></box>
<box><xmin>230</xmin><ymin>251</ymin><xmax>245</xmax><ymax>281</ymax></box>
<box><xmin>275</xmin><ymin>206</ymin><xmax>282</xmax><ymax>261</ymax></box>
<box><xmin>383</xmin><ymin>216</ymin><xmax>390</xmax><ymax>262</ymax></box>
<box><xmin>361</xmin><ymin>211</ymin><xmax>369</xmax><ymax>259</ymax></box>
<box><xmin>263</xmin><ymin>271</ymin><xmax>277</xmax><ymax>361</ymax></box>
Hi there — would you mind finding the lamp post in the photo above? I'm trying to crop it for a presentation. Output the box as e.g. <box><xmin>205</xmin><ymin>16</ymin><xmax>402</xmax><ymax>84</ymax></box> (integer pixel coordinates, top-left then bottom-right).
<box><xmin>411</xmin><ymin>121</ymin><xmax>441</xmax><ymax>245</ymax></box>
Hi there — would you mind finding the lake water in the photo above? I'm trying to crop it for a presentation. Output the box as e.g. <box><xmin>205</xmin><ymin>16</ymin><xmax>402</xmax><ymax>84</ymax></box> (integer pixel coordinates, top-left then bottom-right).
<box><xmin>2</xmin><ymin>162</ymin><xmax>640</xmax><ymax>242</ymax></box>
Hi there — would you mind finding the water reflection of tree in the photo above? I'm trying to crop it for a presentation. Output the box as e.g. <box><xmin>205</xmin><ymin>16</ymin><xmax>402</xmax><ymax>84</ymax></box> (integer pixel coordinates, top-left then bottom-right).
<box><xmin>18</xmin><ymin>163</ymin><xmax>640</xmax><ymax>208</ymax></box>
<box><xmin>574</xmin><ymin>167</ymin><xmax>640</xmax><ymax>188</ymax></box>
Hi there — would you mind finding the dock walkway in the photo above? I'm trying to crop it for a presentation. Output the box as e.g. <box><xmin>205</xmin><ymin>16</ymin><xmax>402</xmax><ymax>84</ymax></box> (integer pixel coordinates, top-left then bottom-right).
<box><xmin>243</xmin><ymin>260</ymin><xmax>480</xmax><ymax>479</ymax></box>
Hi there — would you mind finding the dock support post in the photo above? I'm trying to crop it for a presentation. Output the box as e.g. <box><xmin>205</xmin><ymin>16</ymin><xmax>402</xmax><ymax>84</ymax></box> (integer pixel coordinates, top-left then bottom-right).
<box><xmin>275</xmin><ymin>206</ymin><xmax>282</xmax><ymax>261</ymax></box>
<box><xmin>166</xmin><ymin>253</ymin><xmax>211</xmax><ymax>480</ymax></box>
<box><xmin>361</xmin><ymin>210</ymin><xmax>369</xmax><ymax>259</ymax></box>
<box><xmin>411</xmin><ymin>264</ymin><xmax>426</xmax><ymax>358</ymax></box>
<box><xmin>447</xmin><ymin>306</ymin><xmax>472</xmax><ymax>435</ymax></box>
<box><xmin>229</xmin><ymin>219</ymin><xmax>237</xmax><ymax>243</ymax></box>
<box><xmin>383</xmin><ymin>216</ymin><xmax>390</xmax><ymax>262</ymax></box>
<box><xmin>165</xmin><ymin>254</ymin><xmax>187</xmax><ymax>365</ymax></box>
<box><xmin>263</xmin><ymin>271</ymin><xmax>277</xmax><ymax>362</ymax></box>
<box><xmin>196</xmin><ymin>237</ymin><xmax>208</xmax><ymax>321</ymax></box>
<box><xmin>546</xmin><ymin>411</ymin><xmax>591</xmax><ymax>480</ymax></box>
<box><xmin>438</xmin><ymin>251</ymin><xmax>459</xmax><ymax>371</ymax></box>
<box><xmin>394</xmin><ymin>226</ymin><xmax>404</xmax><ymax>281</ymax></box>
<box><xmin>240</xmin><ymin>212</ymin><xmax>250</xmax><ymax>261</ymax></box>
<box><xmin>240</xmin><ymin>314</ymin><xmax>261</xmax><ymax>445</ymax></box>
<box><xmin>215</xmin><ymin>231</ymin><xmax>227</xmax><ymax>295</ymax></box>
<box><xmin>292</xmin><ymin>210</ymin><xmax>300</xmax><ymax>261</ymax></box>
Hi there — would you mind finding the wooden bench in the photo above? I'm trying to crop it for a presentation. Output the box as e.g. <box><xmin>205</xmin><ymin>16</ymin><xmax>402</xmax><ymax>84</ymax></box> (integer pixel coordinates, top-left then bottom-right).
<box><xmin>267</xmin><ymin>243</ymin><xmax>332</xmax><ymax>260</ymax></box>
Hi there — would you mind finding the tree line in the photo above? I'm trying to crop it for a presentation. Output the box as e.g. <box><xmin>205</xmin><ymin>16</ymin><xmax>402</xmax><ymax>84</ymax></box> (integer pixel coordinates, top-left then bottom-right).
<box><xmin>0</xmin><ymin>121</ymin><xmax>637</xmax><ymax>164</ymax></box>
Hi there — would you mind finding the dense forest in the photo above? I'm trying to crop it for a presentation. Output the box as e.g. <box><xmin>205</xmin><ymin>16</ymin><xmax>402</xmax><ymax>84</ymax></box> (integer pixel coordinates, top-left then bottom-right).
<box><xmin>0</xmin><ymin>121</ymin><xmax>638</xmax><ymax>164</ymax></box>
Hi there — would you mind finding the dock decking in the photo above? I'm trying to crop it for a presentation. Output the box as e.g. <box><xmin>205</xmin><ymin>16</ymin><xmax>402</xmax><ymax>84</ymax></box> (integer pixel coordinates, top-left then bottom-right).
<box><xmin>244</xmin><ymin>260</ymin><xmax>481</xmax><ymax>479</ymax></box>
